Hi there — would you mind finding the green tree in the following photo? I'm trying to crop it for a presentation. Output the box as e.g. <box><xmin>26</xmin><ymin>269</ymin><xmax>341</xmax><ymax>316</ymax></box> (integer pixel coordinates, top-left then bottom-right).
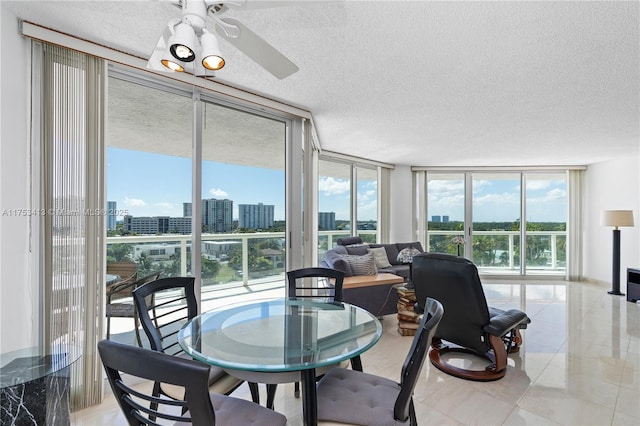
<box><xmin>106</xmin><ymin>243</ymin><xmax>132</xmax><ymax>263</ymax></box>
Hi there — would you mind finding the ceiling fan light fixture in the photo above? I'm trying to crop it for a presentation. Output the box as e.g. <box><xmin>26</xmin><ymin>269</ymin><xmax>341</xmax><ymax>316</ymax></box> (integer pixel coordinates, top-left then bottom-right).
<box><xmin>169</xmin><ymin>22</ymin><xmax>197</xmax><ymax>62</ymax></box>
<box><xmin>161</xmin><ymin>58</ymin><xmax>185</xmax><ymax>72</ymax></box>
<box><xmin>200</xmin><ymin>29</ymin><xmax>225</xmax><ymax>70</ymax></box>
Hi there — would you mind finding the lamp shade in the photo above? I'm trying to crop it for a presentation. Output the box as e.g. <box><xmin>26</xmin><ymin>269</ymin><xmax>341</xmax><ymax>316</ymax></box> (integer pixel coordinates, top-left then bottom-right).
<box><xmin>200</xmin><ymin>29</ymin><xmax>225</xmax><ymax>71</ymax></box>
<box><xmin>601</xmin><ymin>210</ymin><xmax>635</xmax><ymax>228</ymax></box>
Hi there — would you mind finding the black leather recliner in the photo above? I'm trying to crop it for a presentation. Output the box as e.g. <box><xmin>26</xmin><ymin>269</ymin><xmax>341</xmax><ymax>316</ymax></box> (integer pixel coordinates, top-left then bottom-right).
<box><xmin>412</xmin><ymin>253</ymin><xmax>531</xmax><ymax>381</ymax></box>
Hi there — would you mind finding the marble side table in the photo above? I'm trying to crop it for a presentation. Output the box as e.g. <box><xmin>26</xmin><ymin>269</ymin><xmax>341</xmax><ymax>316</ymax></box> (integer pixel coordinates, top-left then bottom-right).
<box><xmin>1</xmin><ymin>345</ymin><xmax>81</xmax><ymax>426</ymax></box>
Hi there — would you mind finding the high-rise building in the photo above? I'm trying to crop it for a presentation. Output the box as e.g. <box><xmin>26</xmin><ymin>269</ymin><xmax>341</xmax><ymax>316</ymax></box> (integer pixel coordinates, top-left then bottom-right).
<box><xmin>183</xmin><ymin>202</ymin><xmax>192</xmax><ymax>217</ymax></box>
<box><xmin>238</xmin><ymin>203</ymin><xmax>274</xmax><ymax>230</ymax></box>
<box><xmin>202</xmin><ymin>198</ymin><xmax>233</xmax><ymax>233</ymax></box>
<box><xmin>124</xmin><ymin>216</ymin><xmax>170</xmax><ymax>234</ymax></box>
<box><xmin>432</xmin><ymin>215</ymin><xmax>442</xmax><ymax>222</ymax></box>
<box><xmin>123</xmin><ymin>215</ymin><xmax>192</xmax><ymax>235</ymax></box>
<box><xmin>318</xmin><ymin>212</ymin><xmax>336</xmax><ymax>230</ymax></box>
<box><xmin>107</xmin><ymin>201</ymin><xmax>117</xmax><ymax>230</ymax></box>
<box><xmin>442</xmin><ymin>215</ymin><xmax>450</xmax><ymax>223</ymax></box>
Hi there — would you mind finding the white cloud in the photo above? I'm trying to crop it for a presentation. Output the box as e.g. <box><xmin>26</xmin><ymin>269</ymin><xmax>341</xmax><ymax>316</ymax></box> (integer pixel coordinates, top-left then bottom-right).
<box><xmin>319</xmin><ymin>177</ymin><xmax>350</xmax><ymax>196</ymax></box>
<box><xmin>208</xmin><ymin>188</ymin><xmax>228</xmax><ymax>198</ymax></box>
<box><xmin>545</xmin><ymin>188</ymin><xmax>566</xmax><ymax>201</ymax></box>
<box><xmin>123</xmin><ymin>196</ymin><xmax>146</xmax><ymax>207</ymax></box>
<box><xmin>155</xmin><ymin>202</ymin><xmax>173</xmax><ymax>209</ymax></box>
<box><xmin>527</xmin><ymin>180</ymin><xmax>551</xmax><ymax>191</ymax></box>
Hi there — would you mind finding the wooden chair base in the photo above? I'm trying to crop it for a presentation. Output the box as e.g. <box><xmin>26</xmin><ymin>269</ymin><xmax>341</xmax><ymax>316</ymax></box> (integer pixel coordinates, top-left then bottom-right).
<box><xmin>428</xmin><ymin>333</ymin><xmax>518</xmax><ymax>382</ymax></box>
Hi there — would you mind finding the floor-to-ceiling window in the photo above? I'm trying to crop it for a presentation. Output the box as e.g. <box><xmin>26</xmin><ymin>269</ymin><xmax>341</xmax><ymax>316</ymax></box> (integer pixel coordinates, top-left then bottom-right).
<box><xmin>356</xmin><ymin>166</ymin><xmax>378</xmax><ymax>243</ymax></box>
<box><xmin>472</xmin><ymin>173</ymin><xmax>521</xmax><ymax>271</ymax></box>
<box><xmin>426</xmin><ymin>173</ymin><xmax>465</xmax><ymax>256</ymax></box>
<box><xmin>200</xmin><ymin>100</ymin><xmax>286</xmax><ymax>305</ymax></box>
<box><xmin>317</xmin><ymin>158</ymin><xmax>388</xmax><ymax>264</ymax></box>
<box><xmin>106</xmin><ymin>72</ymin><xmax>296</xmax><ymax>344</ymax></box>
<box><xmin>524</xmin><ymin>172</ymin><xmax>567</xmax><ymax>274</ymax></box>
<box><xmin>420</xmin><ymin>169</ymin><xmax>568</xmax><ymax>276</ymax></box>
<box><xmin>106</xmin><ymin>76</ymin><xmax>193</xmax><ymax>344</ymax></box>
<box><xmin>318</xmin><ymin>160</ymin><xmax>352</xmax><ymax>257</ymax></box>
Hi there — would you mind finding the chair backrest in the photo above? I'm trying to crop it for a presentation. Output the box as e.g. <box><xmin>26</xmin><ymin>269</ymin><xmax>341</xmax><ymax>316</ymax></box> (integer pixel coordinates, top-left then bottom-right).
<box><xmin>412</xmin><ymin>253</ymin><xmax>492</xmax><ymax>354</ymax></box>
<box><xmin>106</xmin><ymin>260</ymin><xmax>138</xmax><ymax>281</ymax></box>
<box><xmin>287</xmin><ymin>267</ymin><xmax>345</xmax><ymax>303</ymax></box>
<box><xmin>97</xmin><ymin>339</ymin><xmax>215</xmax><ymax>425</ymax></box>
<box><xmin>106</xmin><ymin>260</ymin><xmax>139</xmax><ymax>300</ymax></box>
<box><xmin>394</xmin><ymin>297</ymin><xmax>443</xmax><ymax>422</ymax></box>
<box><xmin>133</xmin><ymin>276</ymin><xmax>197</xmax><ymax>355</ymax></box>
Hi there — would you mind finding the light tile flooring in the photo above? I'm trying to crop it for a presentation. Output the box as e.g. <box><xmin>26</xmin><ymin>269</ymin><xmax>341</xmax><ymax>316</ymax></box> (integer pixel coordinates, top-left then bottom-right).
<box><xmin>74</xmin><ymin>279</ymin><xmax>640</xmax><ymax>425</ymax></box>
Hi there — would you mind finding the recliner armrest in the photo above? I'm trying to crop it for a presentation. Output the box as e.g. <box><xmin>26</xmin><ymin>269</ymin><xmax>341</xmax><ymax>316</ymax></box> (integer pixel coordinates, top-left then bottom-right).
<box><xmin>483</xmin><ymin>309</ymin><xmax>530</xmax><ymax>337</ymax></box>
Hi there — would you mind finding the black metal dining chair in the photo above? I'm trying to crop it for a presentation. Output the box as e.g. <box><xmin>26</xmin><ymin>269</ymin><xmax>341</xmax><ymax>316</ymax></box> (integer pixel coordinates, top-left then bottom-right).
<box><xmin>97</xmin><ymin>339</ymin><xmax>287</xmax><ymax>426</ymax></box>
<box><xmin>132</xmin><ymin>276</ymin><xmax>261</xmax><ymax>405</ymax></box>
<box><xmin>316</xmin><ymin>297</ymin><xmax>444</xmax><ymax>425</ymax></box>
<box><xmin>286</xmin><ymin>267</ymin><xmax>360</xmax><ymax>399</ymax></box>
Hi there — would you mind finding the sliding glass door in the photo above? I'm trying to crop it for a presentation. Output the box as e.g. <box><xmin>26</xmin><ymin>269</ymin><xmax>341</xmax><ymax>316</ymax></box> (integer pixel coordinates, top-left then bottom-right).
<box><xmin>356</xmin><ymin>167</ymin><xmax>378</xmax><ymax>243</ymax></box>
<box><xmin>423</xmin><ymin>170</ymin><xmax>568</xmax><ymax>276</ymax></box>
<box><xmin>426</xmin><ymin>173</ymin><xmax>465</xmax><ymax>256</ymax></box>
<box><xmin>200</xmin><ymin>101</ymin><xmax>286</xmax><ymax>308</ymax></box>
<box><xmin>106</xmin><ymin>72</ymin><xmax>297</xmax><ymax>344</ymax></box>
<box><xmin>524</xmin><ymin>173</ymin><xmax>567</xmax><ymax>274</ymax></box>
<box><xmin>471</xmin><ymin>173</ymin><xmax>521</xmax><ymax>272</ymax></box>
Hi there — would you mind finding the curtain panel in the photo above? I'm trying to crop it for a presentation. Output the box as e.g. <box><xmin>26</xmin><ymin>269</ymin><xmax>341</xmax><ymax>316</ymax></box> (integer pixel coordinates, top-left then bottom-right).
<box><xmin>37</xmin><ymin>42</ymin><xmax>106</xmax><ymax>409</ymax></box>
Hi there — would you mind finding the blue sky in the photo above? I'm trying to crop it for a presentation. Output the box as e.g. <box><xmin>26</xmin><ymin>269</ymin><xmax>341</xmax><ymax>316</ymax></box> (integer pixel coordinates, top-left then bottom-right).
<box><xmin>108</xmin><ymin>148</ymin><xmax>565</xmax><ymax>223</ymax></box>
<box><xmin>427</xmin><ymin>175</ymin><xmax>567</xmax><ymax>222</ymax></box>
<box><xmin>107</xmin><ymin>148</ymin><xmax>378</xmax><ymax>221</ymax></box>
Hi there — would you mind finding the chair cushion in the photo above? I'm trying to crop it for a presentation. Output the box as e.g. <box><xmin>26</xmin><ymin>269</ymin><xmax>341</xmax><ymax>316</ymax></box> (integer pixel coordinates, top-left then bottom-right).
<box><xmin>343</xmin><ymin>253</ymin><xmax>378</xmax><ymax>276</ymax></box>
<box><xmin>317</xmin><ymin>368</ymin><xmax>407</xmax><ymax>426</ymax></box>
<box><xmin>176</xmin><ymin>393</ymin><xmax>287</xmax><ymax>426</ymax></box>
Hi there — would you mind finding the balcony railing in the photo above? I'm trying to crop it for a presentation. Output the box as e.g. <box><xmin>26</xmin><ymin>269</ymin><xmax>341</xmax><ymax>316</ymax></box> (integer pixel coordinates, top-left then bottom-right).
<box><xmin>107</xmin><ymin>228</ymin><xmax>564</xmax><ymax>291</ymax></box>
<box><xmin>427</xmin><ymin>230</ymin><xmax>566</xmax><ymax>273</ymax></box>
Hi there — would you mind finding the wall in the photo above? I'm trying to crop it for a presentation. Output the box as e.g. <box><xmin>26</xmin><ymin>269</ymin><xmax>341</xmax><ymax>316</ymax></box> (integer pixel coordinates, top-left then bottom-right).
<box><xmin>583</xmin><ymin>155</ymin><xmax>640</xmax><ymax>283</ymax></box>
<box><xmin>0</xmin><ymin>6</ymin><xmax>38</xmax><ymax>352</ymax></box>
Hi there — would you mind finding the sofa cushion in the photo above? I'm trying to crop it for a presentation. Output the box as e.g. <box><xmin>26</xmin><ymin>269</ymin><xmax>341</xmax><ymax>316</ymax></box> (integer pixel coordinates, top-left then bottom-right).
<box><xmin>343</xmin><ymin>253</ymin><xmax>378</xmax><ymax>276</ymax></box>
<box><xmin>336</xmin><ymin>236</ymin><xmax>363</xmax><ymax>246</ymax></box>
<box><xmin>332</xmin><ymin>245</ymin><xmax>348</xmax><ymax>255</ymax></box>
<box><xmin>368</xmin><ymin>247</ymin><xmax>392</xmax><ymax>269</ymax></box>
<box><xmin>345</xmin><ymin>244</ymin><xmax>370</xmax><ymax>256</ymax></box>
<box><xmin>324</xmin><ymin>250</ymin><xmax>353</xmax><ymax>276</ymax></box>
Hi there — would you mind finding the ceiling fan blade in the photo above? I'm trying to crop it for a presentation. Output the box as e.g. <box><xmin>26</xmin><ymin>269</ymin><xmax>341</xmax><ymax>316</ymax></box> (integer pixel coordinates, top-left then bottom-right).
<box><xmin>221</xmin><ymin>1</ymin><xmax>294</xmax><ymax>10</ymax></box>
<box><xmin>214</xmin><ymin>17</ymin><xmax>298</xmax><ymax>79</ymax></box>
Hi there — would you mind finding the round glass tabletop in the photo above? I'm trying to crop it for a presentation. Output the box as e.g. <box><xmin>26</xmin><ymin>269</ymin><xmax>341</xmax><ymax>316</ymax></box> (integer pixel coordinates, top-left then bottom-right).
<box><xmin>179</xmin><ymin>299</ymin><xmax>382</xmax><ymax>373</ymax></box>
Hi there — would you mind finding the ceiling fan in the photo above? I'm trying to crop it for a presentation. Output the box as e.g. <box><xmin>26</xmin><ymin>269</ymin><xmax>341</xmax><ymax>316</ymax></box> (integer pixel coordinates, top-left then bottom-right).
<box><xmin>147</xmin><ymin>0</ymin><xmax>298</xmax><ymax>79</ymax></box>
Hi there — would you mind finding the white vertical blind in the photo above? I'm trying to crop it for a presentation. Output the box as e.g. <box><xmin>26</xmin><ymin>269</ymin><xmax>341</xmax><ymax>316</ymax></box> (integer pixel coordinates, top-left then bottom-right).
<box><xmin>40</xmin><ymin>42</ymin><xmax>105</xmax><ymax>409</ymax></box>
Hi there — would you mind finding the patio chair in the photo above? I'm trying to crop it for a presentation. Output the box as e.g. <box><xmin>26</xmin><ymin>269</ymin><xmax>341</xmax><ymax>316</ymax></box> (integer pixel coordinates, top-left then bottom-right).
<box><xmin>105</xmin><ymin>267</ymin><xmax>162</xmax><ymax>347</ymax></box>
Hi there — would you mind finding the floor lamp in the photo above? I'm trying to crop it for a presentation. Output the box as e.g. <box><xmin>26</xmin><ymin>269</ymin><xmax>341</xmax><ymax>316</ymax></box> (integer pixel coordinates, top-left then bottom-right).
<box><xmin>601</xmin><ymin>210</ymin><xmax>635</xmax><ymax>296</ymax></box>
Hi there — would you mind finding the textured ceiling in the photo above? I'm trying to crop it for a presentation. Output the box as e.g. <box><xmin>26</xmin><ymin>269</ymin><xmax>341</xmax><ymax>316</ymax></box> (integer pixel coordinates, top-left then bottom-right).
<box><xmin>4</xmin><ymin>0</ymin><xmax>639</xmax><ymax>167</ymax></box>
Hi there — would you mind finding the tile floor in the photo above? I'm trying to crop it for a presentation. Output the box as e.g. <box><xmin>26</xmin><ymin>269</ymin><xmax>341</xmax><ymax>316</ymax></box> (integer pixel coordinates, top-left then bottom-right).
<box><xmin>73</xmin><ymin>279</ymin><xmax>640</xmax><ymax>425</ymax></box>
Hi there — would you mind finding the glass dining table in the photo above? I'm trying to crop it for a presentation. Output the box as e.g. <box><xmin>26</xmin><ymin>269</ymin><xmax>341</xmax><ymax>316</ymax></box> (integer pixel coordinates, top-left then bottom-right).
<box><xmin>178</xmin><ymin>298</ymin><xmax>383</xmax><ymax>426</ymax></box>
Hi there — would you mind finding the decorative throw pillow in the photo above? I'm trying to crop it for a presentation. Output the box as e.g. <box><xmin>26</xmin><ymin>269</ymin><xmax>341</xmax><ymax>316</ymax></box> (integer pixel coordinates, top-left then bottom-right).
<box><xmin>343</xmin><ymin>253</ymin><xmax>378</xmax><ymax>276</ymax></box>
<box><xmin>368</xmin><ymin>247</ymin><xmax>392</xmax><ymax>269</ymax></box>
